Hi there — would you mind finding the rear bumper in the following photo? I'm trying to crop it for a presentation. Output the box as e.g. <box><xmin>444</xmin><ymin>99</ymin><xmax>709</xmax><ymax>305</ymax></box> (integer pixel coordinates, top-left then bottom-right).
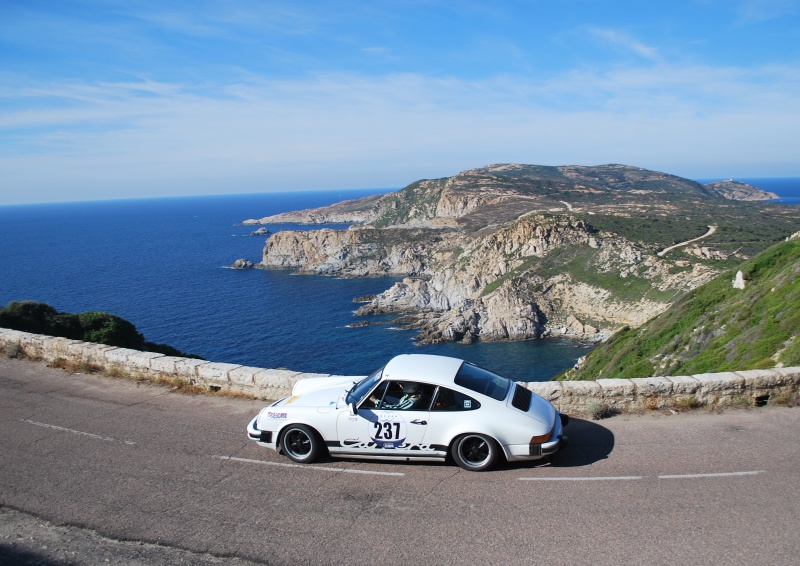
<box><xmin>505</xmin><ymin>411</ymin><xmax>567</xmax><ymax>462</ymax></box>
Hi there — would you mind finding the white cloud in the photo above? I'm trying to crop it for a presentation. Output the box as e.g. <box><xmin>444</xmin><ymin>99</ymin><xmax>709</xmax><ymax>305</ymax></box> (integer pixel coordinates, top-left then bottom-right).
<box><xmin>1</xmin><ymin>58</ymin><xmax>799</xmax><ymax>203</ymax></box>
<box><xmin>736</xmin><ymin>0</ymin><xmax>799</xmax><ymax>23</ymax></box>
<box><xmin>586</xmin><ymin>28</ymin><xmax>663</xmax><ymax>62</ymax></box>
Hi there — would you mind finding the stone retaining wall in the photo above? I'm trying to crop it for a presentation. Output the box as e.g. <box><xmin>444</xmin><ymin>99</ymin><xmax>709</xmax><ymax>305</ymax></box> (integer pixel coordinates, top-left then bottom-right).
<box><xmin>524</xmin><ymin>368</ymin><xmax>799</xmax><ymax>416</ymax></box>
<box><xmin>1</xmin><ymin>328</ymin><xmax>797</xmax><ymax>417</ymax></box>
<box><xmin>0</xmin><ymin>328</ymin><xmax>333</xmax><ymax>401</ymax></box>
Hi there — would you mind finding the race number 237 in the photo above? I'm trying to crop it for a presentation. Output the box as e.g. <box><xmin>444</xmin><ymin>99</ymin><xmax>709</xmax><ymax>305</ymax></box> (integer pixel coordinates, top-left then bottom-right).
<box><xmin>373</xmin><ymin>421</ymin><xmax>401</xmax><ymax>440</ymax></box>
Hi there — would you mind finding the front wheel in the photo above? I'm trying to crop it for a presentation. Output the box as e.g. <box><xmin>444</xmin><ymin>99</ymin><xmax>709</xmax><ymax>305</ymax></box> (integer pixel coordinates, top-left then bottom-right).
<box><xmin>452</xmin><ymin>434</ymin><xmax>499</xmax><ymax>471</ymax></box>
<box><xmin>280</xmin><ymin>424</ymin><xmax>320</xmax><ymax>464</ymax></box>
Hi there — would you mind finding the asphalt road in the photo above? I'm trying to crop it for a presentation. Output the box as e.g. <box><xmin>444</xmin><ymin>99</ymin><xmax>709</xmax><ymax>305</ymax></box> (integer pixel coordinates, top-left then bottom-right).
<box><xmin>1</xmin><ymin>357</ymin><xmax>798</xmax><ymax>566</ymax></box>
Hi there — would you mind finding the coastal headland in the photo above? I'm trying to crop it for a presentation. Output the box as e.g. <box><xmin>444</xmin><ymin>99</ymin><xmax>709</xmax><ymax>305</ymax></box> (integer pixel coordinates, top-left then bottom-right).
<box><xmin>242</xmin><ymin>164</ymin><xmax>795</xmax><ymax>347</ymax></box>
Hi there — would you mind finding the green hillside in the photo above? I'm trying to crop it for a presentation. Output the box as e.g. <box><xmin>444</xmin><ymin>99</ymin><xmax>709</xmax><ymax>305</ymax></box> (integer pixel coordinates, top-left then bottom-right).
<box><xmin>560</xmin><ymin>236</ymin><xmax>800</xmax><ymax>380</ymax></box>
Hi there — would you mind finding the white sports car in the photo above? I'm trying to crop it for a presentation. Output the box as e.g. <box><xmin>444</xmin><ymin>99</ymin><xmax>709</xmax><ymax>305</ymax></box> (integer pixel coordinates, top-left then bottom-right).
<box><xmin>247</xmin><ymin>354</ymin><xmax>568</xmax><ymax>471</ymax></box>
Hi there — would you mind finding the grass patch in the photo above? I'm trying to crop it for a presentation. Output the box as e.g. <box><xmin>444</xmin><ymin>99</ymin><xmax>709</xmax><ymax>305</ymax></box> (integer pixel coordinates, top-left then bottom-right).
<box><xmin>769</xmin><ymin>392</ymin><xmax>798</xmax><ymax>407</ymax></box>
<box><xmin>670</xmin><ymin>396</ymin><xmax>703</xmax><ymax>411</ymax></box>
<box><xmin>48</xmin><ymin>357</ymin><xmax>103</xmax><ymax>374</ymax></box>
<box><xmin>4</xmin><ymin>342</ymin><xmax>23</xmax><ymax>359</ymax></box>
<box><xmin>586</xmin><ymin>400</ymin><xmax>614</xmax><ymax>420</ymax></box>
<box><xmin>778</xmin><ymin>335</ymin><xmax>800</xmax><ymax>367</ymax></box>
<box><xmin>42</xmin><ymin>356</ymin><xmax>258</xmax><ymax>399</ymax></box>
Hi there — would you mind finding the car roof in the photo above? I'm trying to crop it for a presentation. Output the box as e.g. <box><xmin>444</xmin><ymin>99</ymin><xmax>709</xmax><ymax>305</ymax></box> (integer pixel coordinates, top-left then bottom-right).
<box><xmin>381</xmin><ymin>354</ymin><xmax>465</xmax><ymax>386</ymax></box>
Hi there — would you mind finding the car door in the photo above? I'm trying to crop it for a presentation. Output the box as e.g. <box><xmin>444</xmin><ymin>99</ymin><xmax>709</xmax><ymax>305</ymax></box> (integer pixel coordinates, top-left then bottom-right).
<box><xmin>422</xmin><ymin>386</ymin><xmax>482</xmax><ymax>448</ymax></box>
<box><xmin>335</xmin><ymin>381</ymin><xmax>434</xmax><ymax>455</ymax></box>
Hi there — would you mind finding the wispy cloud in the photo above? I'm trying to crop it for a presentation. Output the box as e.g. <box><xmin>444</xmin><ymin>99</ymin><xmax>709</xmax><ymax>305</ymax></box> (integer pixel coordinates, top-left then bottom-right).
<box><xmin>586</xmin><ymin>28</ymin><xmax>663</xmax><ymax>62</ymax></box>
<box><xmin>2</xmin><ymin>58</ymin><xmax>798</xmax><ymax>202</ymax></box>
<box><xmin>128</xmin><ymin>1</ymin><xmax>323</xmax><ymax>39</ymax></box>
<box><xmin>736</xmin><ymin>0</ymin><xmax>799</xmax><ymax>23</ymax></box>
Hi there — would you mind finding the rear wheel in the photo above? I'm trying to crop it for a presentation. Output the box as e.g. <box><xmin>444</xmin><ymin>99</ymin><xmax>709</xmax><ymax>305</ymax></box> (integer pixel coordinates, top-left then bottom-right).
<box><xmin>281</xmin><ymin>424</ymin><xmax>319</xmax><ymax>464</ymax></box>
<box><xmin>452</xmin><ymin>434</ymin><xmax>498</xmax><ymax>471</ymax></box>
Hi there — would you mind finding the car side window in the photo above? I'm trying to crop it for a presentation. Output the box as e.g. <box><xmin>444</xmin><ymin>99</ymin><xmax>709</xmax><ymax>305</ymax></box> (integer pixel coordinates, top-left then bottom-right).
<box><xmin>432</xmin><ymin>387</ymin><xmax>481</xmax><ymax>411</ymax></box>
<box><xmin>374</xmin><ymin>381</ymin><xmax>435</xmax><ymax>411</ymax></box>
<box><xmin>359</xmin><ymin>381</ymin><xmax>388</xmax><ymax>409</ymax></box>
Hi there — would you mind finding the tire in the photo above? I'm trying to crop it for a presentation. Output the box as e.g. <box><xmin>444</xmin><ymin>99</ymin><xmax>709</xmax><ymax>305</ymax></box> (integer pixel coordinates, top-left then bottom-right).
<box><xmin>280</xmin><ymin>424</ymin><xmax>319</xmax><ymax>464</ymax></box>
<box><xmin>451</xmin><ymin>434</ymin><xmax>499</xmax><ymax>471</ymax></box>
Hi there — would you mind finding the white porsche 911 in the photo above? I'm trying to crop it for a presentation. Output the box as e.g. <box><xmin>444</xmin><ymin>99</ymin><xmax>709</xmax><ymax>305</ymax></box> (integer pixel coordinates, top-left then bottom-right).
<box><xmin>247</xmin><ymin>354</ymin><xmax>568</xmax><ymax>471</ymax></box>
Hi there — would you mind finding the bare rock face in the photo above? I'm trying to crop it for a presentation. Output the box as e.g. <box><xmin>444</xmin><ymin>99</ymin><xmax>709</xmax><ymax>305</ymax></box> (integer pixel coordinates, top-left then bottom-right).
<box><xmin>260</xmin><ymin>228</ymin><xmax>431</xmax><ymax>276</ymax></box>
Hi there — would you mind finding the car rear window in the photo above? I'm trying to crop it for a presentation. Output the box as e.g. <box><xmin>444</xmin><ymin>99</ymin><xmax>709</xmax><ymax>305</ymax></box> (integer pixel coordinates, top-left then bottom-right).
<box><xmin>453</xmin><ymin>363</ymin><xmax>511</xmax><ymax>401</ymax></box>
<box><xmin>432</xmin><ymin>387</ymin><xmax>480</xmax><ymax>411</ymax></box>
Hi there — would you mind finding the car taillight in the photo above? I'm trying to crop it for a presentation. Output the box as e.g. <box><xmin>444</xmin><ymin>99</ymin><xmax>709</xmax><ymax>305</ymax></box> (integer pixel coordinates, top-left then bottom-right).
<box><xmin>530</xmin><ymin>432</ymin><xmax>552</xmax><ymax>444</ymax></box>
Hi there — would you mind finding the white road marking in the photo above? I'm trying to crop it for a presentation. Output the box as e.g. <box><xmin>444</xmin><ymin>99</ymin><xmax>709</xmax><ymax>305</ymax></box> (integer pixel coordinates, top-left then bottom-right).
<box><xmin>519</xmin><ymin>475</ymin><xmax>643</xmax><ymax>481</ymax></box>
<box><xmin>519</xmin><ymin>471</ymin><xmax>765</xmax><ymax>482</ymax></box>
<box><xmin>22</xmin><ymin>419</ymin><xmax>137</xmax><ymax>445</ymax></box>
<box><xmin>213</xmin><ymin>455</ymin><xmax>405</xmax><ymax>476</ymax></box>
<box><xmin>658</xmin><ymin>471</ymin><xmax>764</xmax><ymax>479</ymax></box>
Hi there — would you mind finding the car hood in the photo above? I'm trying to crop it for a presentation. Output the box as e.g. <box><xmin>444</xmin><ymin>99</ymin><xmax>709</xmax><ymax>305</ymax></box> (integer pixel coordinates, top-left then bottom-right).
<box><xmin>274</xmin><ymin>385</ymin><xmax>348</xmax><ymax>409</ymax></box>
<box><xmin>277</xmin><ymin>375</ymin><xmax>364</xmax><ymax>408</ymax></box>
<box><xmin>291</xmin><ymin>375</ymin><xmax>362</xmax><ymax>397</ymax></box>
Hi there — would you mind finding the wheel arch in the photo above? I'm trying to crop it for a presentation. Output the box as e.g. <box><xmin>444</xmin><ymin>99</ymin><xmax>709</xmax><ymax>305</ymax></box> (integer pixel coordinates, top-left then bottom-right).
<box><xmin>447</xmin><ymin>430</ymin><xmax>502</xmax><ymax>450</ymax></box>
<box><xmin>448</xmin><ymin>431</ymin><xmax>507</xmax><ymax>462</ymax></box>
<box><xmin>277</xmin><ymin>421</ymin><xmax>327</xmax><ymax>455</ymax></box>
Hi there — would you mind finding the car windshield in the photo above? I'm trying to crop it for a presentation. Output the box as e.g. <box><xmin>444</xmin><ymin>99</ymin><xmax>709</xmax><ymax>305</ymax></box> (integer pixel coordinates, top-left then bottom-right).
<box><xmin>346</xmin><ymin>366</ymin><xmax>384</xmax><ymax>405</ymax></box>
<box><xmin>453</xmin><ymin>362</ymin><xmax>511</xmax><ymax>401</ymax></box>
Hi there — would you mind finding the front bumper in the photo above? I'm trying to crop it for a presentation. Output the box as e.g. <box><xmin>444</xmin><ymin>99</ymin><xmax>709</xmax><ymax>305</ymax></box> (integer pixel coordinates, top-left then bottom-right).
<box><xmin>247</xmin><ymin>415</ymin><xmax>276</xmax><ymax>448</ymax></box>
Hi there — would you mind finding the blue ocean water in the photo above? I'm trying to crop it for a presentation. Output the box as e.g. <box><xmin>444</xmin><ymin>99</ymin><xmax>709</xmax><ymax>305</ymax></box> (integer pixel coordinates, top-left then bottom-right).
<box><xmin>0</xmin><ymin>190</ymin><xmax>594</xmax><ymax>381</ymax></box>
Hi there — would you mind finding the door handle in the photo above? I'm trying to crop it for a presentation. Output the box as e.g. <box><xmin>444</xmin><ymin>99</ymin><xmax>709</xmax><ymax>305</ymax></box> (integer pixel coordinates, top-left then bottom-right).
<box><xmin>411</xmin><ymin>420</ymin><xmax>427</xmax><ymax>425</ymax></box>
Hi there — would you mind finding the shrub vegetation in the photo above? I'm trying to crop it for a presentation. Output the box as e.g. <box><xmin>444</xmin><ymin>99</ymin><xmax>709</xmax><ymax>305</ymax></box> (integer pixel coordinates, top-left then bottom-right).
<box><xmin>0</xmin><ymin>301</ymin><xmax>202</xmax><ymax>359</ymax></box>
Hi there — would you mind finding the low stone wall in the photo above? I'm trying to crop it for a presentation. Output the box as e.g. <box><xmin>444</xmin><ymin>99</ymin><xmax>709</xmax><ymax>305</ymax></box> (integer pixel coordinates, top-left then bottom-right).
<box><xmin>1</xmin><ymin>328</ymin><xmax>798</xmax><ymax>416</ymax></box>
<box><xmin>525</xmin><ymin>369</ymin><xmax>799</xmax><ymax>416</ymax></box>
<box><xmin>0</xmin><ymin>328</ymin><xmax>334</xmax><ymax>401</ymax></box>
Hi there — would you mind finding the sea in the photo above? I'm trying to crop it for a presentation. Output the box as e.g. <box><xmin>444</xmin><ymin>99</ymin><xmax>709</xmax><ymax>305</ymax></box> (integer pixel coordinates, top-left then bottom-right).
<box><xmin>1</xmin><ymin>177</ymin><xmax>798</xmax><ymax>381</ymax></box>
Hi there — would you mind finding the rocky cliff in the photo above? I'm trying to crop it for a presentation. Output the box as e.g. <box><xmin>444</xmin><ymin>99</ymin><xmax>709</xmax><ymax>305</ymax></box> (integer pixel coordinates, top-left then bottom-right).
<box><xmin>245</xmin><ymin>164</ymin><xmax>800</xmax><ymax>345</ymax></box>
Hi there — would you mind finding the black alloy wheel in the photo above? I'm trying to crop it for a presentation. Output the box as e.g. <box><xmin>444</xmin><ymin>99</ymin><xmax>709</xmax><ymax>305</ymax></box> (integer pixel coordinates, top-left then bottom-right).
<box><xmin>281</xmin><ymin>424</ymin><xmax>319</xmax><ymax>463</ymax></box>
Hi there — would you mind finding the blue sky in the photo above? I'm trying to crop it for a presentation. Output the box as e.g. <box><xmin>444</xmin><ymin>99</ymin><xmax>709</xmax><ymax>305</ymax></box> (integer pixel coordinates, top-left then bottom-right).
<box><xmin>1</xmin><ymin>0</ymin><xmax>799</xmax><ymax>204</ymax></box>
